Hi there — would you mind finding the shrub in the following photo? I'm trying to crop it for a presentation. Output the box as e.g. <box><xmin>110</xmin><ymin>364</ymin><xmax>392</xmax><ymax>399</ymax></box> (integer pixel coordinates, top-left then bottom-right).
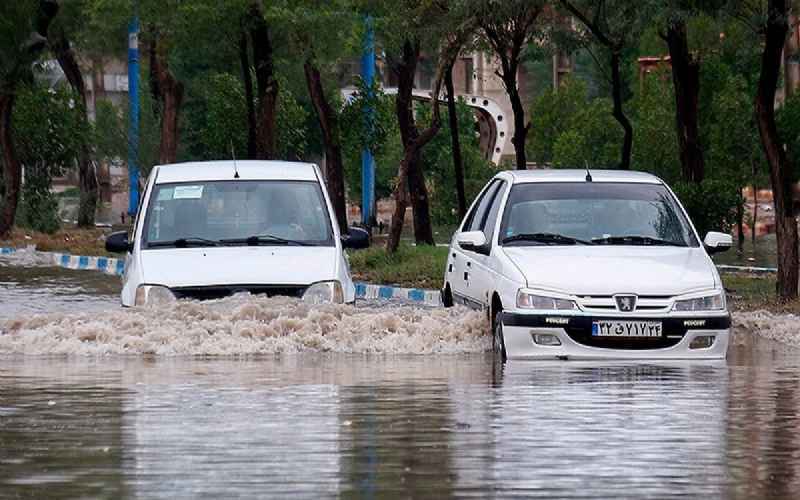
<box><xmin>671</xmin><ymin>179</ymin><xmax>742</xmax><ymax>238</ymax></box>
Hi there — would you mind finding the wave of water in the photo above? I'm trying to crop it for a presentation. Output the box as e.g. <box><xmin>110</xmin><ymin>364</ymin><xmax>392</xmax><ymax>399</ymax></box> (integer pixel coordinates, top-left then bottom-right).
<box><xmin>0</xmin><ymin>296</ymin><xmax>489</xmax><ymax>356</ymax></box>
<box><xmin>733</xmin><ymin>310</ymin><xmax>800</xmax><ymax>347</ymax></box>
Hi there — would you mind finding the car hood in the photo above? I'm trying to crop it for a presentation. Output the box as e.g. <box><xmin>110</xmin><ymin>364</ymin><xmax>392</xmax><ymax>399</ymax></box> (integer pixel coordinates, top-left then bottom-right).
<box><xmin>139</xmin><ymin>246</ymin><xmax>338</xmax><ymax>287</ymax></box>
<box><xmin>502</xmin><ymin>246</ymin><xmax>717</xmax><ymax>296</ymax></box>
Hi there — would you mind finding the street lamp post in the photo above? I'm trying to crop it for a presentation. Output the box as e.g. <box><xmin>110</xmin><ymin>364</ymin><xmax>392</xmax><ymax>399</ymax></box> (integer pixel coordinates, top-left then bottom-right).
<box><xmin>127</xmin><ymin>9</ymin><xmax>140</xmax><ymax>216</ymax></box>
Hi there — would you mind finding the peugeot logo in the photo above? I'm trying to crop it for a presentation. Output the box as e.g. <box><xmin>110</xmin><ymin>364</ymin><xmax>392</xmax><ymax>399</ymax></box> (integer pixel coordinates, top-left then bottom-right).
<box><xmin>615</xmin><ymin>294</ymin><xmax>637</xmax><ymax>312</ymax></box>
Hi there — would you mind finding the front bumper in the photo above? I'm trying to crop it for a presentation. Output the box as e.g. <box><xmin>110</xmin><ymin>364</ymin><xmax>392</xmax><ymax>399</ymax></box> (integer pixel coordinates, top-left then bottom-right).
<box><xmin>501</xmin><ymin>312</ymin><xmax>731</xmax><ymax>360</ymax></box>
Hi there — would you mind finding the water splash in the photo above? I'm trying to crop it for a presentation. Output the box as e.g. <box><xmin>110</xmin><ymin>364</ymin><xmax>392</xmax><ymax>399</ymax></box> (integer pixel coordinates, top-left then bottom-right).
<box><xmin>732</xmin><ymin>311</ymin><xmax>800</xmax><ymax>348</ymax></box>
<box><xmin>0</xmin><ymin>296</ymin><xmax>489</xmax><ymax>356</ymax></box>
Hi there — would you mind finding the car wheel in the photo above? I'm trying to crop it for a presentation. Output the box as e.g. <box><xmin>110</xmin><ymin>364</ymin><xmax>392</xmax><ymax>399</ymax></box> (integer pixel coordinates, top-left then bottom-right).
<box><xmin>442</xmin><ymin>285</ymin><xmax>454</xmax><ymax>308</ymax></box>
<box><xmin>493</xmin><ymin>311</ymin><xmax>507</xmax><ymax>362</ymax></box>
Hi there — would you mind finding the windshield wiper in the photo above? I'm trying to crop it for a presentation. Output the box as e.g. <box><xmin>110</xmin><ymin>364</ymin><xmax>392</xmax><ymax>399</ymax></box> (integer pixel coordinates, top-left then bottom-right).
<box><xmin>148</xmin><ymin>237</ymin><xmax>220</xmax><ymax>248</ymax></box>
<box><xmin>502</xmin><ymin>232</ymin><xmax>593</xmax><ymax>246</ymax></box>
<box><xmin>220</xmin><ymin>234</ymin><xmax>312</xmax><ymax>247</ymax></box>
<box><xmin>591</xmin><ymin>235</ymin><xmax>687</xmax><ymax>247</ymax></box>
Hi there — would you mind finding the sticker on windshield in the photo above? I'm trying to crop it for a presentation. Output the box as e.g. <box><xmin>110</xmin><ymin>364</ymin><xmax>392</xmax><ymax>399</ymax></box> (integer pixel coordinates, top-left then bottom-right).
<box><xmin>173</xmin><ymin>185</ymin><xmax>204</xmax><ymax>199</ymax></box>
<box><xmin>156</xmin><ymin>187</ymin><xmax>174</xmax><ymax>201</ymax></box>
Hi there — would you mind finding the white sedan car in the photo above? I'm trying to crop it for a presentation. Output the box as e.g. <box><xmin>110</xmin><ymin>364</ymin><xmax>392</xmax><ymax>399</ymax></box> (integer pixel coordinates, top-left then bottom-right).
<box><xmin>105</xmin><ymin>161</ymin><xmax>368</xmax><ymax>307</ymax></box>
<box><xmin>442</xmin><ymin>169</ymin><xmax>733</xmax><ymax>361</ymax></box>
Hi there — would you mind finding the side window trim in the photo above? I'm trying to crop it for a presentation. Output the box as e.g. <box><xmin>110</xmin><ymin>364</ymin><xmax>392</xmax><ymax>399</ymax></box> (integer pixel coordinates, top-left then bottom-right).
<box><xmin>464</xmin><ymin>179</ymin><xmax>501</xmax><ymax>232</ymax></box>
<box><xmin>481</xmin><ymin>180</ymin><xmax>506</xmax><ymax>250</ymax></box>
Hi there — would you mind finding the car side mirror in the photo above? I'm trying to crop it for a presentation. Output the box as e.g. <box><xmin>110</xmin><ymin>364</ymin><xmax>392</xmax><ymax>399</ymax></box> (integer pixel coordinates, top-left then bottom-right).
<box><xmin>703</xmin><ymin>231</ymin><xmax>732</xmax><ymax>254</ymax></box>
<box><xmin>106</xmin><ymin>231</ymin><xmax>132</xmax><ymax>253</ymax></box>
<box><xmin>342</xmin><ymin>227</ymin><xmax>370</xmax><ymax>250</ymax></box>
<box><xmin>457</xmin><ymin>230</ymin><xmax>488</xmax><ymax>253</ymax></box>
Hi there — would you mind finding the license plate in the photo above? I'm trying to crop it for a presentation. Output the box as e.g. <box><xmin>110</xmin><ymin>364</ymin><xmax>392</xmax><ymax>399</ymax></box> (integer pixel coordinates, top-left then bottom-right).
<box><xmin>591</xmin><ymin>320</ymin><xmax>662</xmax><ymax>337</ymax></box>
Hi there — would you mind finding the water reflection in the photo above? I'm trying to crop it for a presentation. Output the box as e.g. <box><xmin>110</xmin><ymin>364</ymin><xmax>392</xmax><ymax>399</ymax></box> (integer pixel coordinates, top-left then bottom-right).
<box><xmin>0</xmin><ymin>340</ymin><xmax>799</xmax><ymax>498</ymax></box>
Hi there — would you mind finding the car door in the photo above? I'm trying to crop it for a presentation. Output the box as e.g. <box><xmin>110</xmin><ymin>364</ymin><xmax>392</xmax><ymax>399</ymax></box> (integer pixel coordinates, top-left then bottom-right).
<box><xmin>463</xmin><ymin>180</ymin><xmax>507</xmax><ymax>307</ymax></box>
<box><xmin>450</xmin><ymin>179</ymin><xmax>503</xmax><ymax>308</ymax></box>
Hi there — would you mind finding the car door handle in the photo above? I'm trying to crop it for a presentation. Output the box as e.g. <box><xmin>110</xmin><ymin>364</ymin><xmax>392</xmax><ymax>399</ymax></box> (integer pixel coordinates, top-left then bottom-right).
<box><xmin>464</xmin><ymin>272</ymin><xmax>469</xmax><ymax>281</ymax></box>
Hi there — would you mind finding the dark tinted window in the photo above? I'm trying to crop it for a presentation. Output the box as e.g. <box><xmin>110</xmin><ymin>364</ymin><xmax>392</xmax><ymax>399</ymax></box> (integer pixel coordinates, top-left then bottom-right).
<box><xmin>463</xmin><ymin>180</ymin><xmax>501</xmax><ymax>232</ymax></box>
<box><xmin>499</xmin><ymin>182</ymin><xmax>699</xmax><ymax>246</ymax></box>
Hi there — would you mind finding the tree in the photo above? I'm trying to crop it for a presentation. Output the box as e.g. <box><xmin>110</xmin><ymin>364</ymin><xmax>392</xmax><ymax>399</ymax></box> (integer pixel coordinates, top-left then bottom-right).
<box><xmin>48</xmin><ymin>1</ymin><xmax>100</xmax><ymax>227</ymax></box>
<box><xmin>243</xmin><ymin>0</ymin><xmax>279</xmax><ymax>160</ymax></box>
<box><xmin>13</xmin><ymin>85</ymin><xmax>88</xmax><ymax>233</ymax></box>
<box><xmin>270</xmin><ymin>1</ymin><xmax>360</xmax><ymax>232</ymax></box>
<box><xmin>748</xmin><ymin>0</ymin><xmax>799</xmax><ymax>299</ymax></box>
<box><xmin>476</xmin><ymin>0</ymin><xmax>545</xmax><ymax>170</ymax></box>
<box><xmin>0</xmin><ymin>0</ymin><xmax>59</xmax><ymax>238</ymax></box>
<box><xmin>558</xmin><ymin>0</ymin><xmax>653</xmax><ymax>169</ymax></box>
<box><xmin>444</xmin><ymin>62</ymin><xmax>467</xmax><ymax>218</ymax></box>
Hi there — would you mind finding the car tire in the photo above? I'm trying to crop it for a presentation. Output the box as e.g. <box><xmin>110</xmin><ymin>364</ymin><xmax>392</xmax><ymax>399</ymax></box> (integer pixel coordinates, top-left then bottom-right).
<box><xmin>442</xmin><ymin>285</ymin><xmax>454</xmax><ymax>308</ymax></box>
<box><xmin>493</xmin><ymin>311</ymin><xmax>507</xmax><ymax>362</ymax></box>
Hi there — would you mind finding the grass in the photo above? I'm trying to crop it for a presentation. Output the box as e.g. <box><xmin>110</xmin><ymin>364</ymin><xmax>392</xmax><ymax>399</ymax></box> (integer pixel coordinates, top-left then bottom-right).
<box><xmin>0</xmin><ymin>226</ymin><xmax>116</xmax><ymax>256</ymax></box>
<box><xmin>348</xmin><ymin>244</ymin><xmax>449</xmax><ymax>290</ymax></box>
<box><xmin>721</xmin><ymin>273</ymin><xmax>800</xmax><ymax>314</ymax></box>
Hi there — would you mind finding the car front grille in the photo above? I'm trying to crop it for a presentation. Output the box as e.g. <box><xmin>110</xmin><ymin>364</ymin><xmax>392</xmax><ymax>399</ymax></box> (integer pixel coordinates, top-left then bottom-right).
<box><xmin>577</xmin><ymin>295</ymin><xmax>674</xmax><ymax>313</ymax></box>
<box><xmin>170</xmin><ymin>285</ymin><xmax>308</xmax><ymax>301</ymax></box>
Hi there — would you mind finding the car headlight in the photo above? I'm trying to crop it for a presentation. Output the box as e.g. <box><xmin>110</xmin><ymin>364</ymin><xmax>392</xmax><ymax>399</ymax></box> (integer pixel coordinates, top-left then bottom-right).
<box><xmin>517</xmin><ymin>290</ymin><xmax>577</xmax><ymax>310</ymax></box>
<box><xmin>302</xmin><ymin>281</ymin><xmax>344</xmax><ymax>305</ymax></box>
<box><xmin>673</xmin><ymin>291</ymin><xmax>726</xmax><ymax>311</ymax></box>
<box><xmin>135</xmin><ymin>285</ymin><xmax>177</xmax><ymax>307</ymax></box>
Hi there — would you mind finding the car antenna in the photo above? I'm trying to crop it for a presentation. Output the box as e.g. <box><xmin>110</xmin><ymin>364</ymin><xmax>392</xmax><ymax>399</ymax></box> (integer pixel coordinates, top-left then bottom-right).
<box><xmin>230</xmin><ymin>141</ymin><xmax>240</xmax><ymax>179</ymax></box>
<box><xmin>584</xmin><ymin>161</ymin><xmax>592</xmax><ymax>182</ymax></box>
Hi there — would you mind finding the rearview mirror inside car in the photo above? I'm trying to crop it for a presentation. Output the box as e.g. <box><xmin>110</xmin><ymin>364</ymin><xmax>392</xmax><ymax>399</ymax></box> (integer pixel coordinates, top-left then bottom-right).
<box><xmin>703</xmin><ymin>231</ymin><xmax>732</xmax><ymax>254</ymax></box>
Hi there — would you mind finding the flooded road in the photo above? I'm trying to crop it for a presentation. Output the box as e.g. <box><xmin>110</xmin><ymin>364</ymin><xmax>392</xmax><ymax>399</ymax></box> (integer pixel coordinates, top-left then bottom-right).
<box><xmin>2</xmin><ymin>261</ymin><xmax>800</xmax><ymax>498</ymax></box>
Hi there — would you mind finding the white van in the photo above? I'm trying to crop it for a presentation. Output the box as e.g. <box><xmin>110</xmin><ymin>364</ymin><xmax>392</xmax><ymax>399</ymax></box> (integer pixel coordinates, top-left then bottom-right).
<box><xmin>105</xmin><ymin>161</ymin><xmax>368</xmax><ymax>307</ymax></box>
<box><xmin>442</xmin><ymin>169</ymin><xmax>733</xmax><ymax>361</ymax></box>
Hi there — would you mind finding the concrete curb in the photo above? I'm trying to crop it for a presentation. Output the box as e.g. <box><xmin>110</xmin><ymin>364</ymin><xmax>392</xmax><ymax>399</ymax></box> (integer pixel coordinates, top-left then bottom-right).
<box><xmin>716</xmin><ymin>264</ymin><xmax>777</xmax><ymax>274</ymax></box>
<box><xmin>354</xmin><ymin>283</ymin><xmax>442</xmax><ymax>307</ymax></box>
<box><xmin>48</xmin><ymin>251</ymin><xmax>126</xmax><ymax>277</ymax></box>
<box><xmin>1</xmin><ymin>247</ymin><xmax>16</xmax><ymax>255</ymax></box>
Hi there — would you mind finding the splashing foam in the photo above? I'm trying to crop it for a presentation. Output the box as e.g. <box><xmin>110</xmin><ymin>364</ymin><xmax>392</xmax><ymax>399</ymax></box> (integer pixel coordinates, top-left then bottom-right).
<box><xmin>0</xmin><ymin>296</ymin><xmax>489</xmax><ymax>356</ymax></box>
<box><xmin>731</xmin><ymin>311</ymin><xmax>800</xmax><ymax>348</ymax></box>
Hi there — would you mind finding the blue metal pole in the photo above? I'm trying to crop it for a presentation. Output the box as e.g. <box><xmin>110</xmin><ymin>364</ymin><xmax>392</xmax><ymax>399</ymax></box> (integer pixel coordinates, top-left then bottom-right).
<box><xmin>127</xmin><ymin>14</ymin><xmax>140</xmax><ymax>216</ymax></box>
<box><xmin>360</xmin><ymin>16</ymin><xmax>376</xmax><ymax>227</ymax></box>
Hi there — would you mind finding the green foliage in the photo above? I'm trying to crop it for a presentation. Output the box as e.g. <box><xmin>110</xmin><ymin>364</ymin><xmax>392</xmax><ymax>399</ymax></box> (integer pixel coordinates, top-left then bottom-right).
<box><xmin>12</xmin><ymin>85</ymin><xmax>88</xmax><ymax>233</ymax></box>
<box><xmin>418</xmin><ymin>99</ymin><xmax>496</xmax><ymax>225</ymax></box>
<box><xmin>630</xmin><ymin>72</ymin><xmax>681</xmax><ymax>182</ymax></box>
<box><xmin>671</xmin><ymin>179</ymin><xmax>742</xmax><ymax>237</ymax></box>
<box><xmin>341</xmin><ymin>81</ymin><xmax>399</xmax><ymax>200</ymax></box>
<box><xmin>528</xmin><ymin>77</ymin><xmax>621</xmax><ymax>169</ymax></box>
<box><xmin>276</xmin><ymin>77</ymin><xmax>309</xmax><ymax>161</ymax></box>
<box><xmin>708</xmin><ymin>74</ymin><xmax>766</xmax><ymax>187</ymax></box>
<box><xmin>347</xmin><ymin>243</ymin><xmax>449</xmax><ymax>289</ymax></box>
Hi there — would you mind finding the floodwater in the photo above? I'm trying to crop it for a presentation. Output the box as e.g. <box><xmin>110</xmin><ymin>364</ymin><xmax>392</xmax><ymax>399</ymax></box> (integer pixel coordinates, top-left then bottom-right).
<box><xmin>2</xmin><ymin>261</ymin><xmax>800</xmax><ymax>498</ymax></box>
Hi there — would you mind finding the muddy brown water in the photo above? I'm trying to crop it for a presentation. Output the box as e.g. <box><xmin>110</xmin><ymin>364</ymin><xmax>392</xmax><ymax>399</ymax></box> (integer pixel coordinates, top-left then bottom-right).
<box><xmin>2</xmin><ymin>262</ymin><xmax>800</xmax><ymax>499</ymax></box>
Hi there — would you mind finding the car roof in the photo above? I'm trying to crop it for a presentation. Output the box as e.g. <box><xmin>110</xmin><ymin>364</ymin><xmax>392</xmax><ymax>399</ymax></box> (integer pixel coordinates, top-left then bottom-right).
<box><xmin>502</xmin><ymin>169</ymin><xmax>663</xmax><ymax>185</ymax></box>
<box><xmin>153</xmin><ymin>161</ymin><xmax>320</xmax><ymax>184</ymax></box>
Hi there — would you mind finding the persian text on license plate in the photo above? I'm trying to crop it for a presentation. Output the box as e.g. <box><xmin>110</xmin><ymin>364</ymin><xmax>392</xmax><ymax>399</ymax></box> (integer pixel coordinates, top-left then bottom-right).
<box><xmin>591</xmin><ymin>320</ymin><xmax>662</xmax><ymax>337</ymax></box>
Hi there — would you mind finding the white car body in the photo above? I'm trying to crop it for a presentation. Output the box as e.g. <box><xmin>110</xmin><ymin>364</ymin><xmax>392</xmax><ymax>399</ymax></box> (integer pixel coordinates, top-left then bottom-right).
<box><xmin>113</xmin><ymin>161</ymin><xmax>357</xmax><ymax>307</ymax></box>
<box><xmin>442</xmin><ymin>169</ymin><xmax>732</xmax><ymax>360</ymax></box>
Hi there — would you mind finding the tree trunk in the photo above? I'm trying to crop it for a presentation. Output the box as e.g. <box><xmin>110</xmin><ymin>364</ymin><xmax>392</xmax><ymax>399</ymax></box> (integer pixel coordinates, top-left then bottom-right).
<box><xmin>239</xmin><ymin>29</ymin><xmax>257</xmax><ymax>159</ymax></box>
<box><xmin>665</xmin><ymin>20</ymin><xmax>704</xmax><ymax>183</ymax></box>
<box><xmin>392</xmin><ymin>40</ymin><xmax>435</xmax><ymax>247</ymax></box>
<box><xmin>785</xmin><ymin>14</ymin><xmax>800</xmax><ymax>99</ymax></box>
<box><xmin>50</xmin><ymin>27</ymin><xmax>98</xmax><ymax>227</ymax></box>
<box><xmin>736</xmin><ymin>193</ymin><xmax>745</xmax><ymax>251</ymax></box>
<box><xmin>610</xmin><ymin>51</ymin><xmax>633</xmax><ymax>169</ymax></box>
<box><xmin>148</xmin><ymin>34</ymin><xmax>184</xmax><ymax>165</ymax></box>
<box><xmin>752</xmin><ymin>162</ymin><xmax>758</xmax><ymax>245</ymax></box>
<box><xmin>304</xmin><ymin>57</ymin><xmax>348</xmax><ymax>233</ymax></box>
<box><xmin>0</xmin><ymin>95</ymin><xmax>21</xmax><ymax>238</ymax></box>
<box><xmin>505</xmin><ymin>79</ymin><xmax>528</xmax><ymax>170</ymax></box>
<box><xmin>248</xmin><ymin>1</ymin><xmax>278</xmax><ymax>160</ymax></box>
<box><xmin>444</xmin><ymin>64</ymin><xmax>467</xmax><ymax>219</ymax></box>
<box><xmin>755</xmin><ymin>0</ymin><xmax>798</xmax><ymax>299</ymax></box>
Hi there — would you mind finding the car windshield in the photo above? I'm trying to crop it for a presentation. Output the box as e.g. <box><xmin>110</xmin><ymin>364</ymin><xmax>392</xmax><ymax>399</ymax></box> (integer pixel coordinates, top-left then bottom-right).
<box><xmin>499</xmin><ymin>182</ymin><xmax>698</xmax><ymax>247</ymax></box>
<box><xmin>142</xmin><ymin>180</ymin><xmax>334</xmax><ymax>248</ymax></box>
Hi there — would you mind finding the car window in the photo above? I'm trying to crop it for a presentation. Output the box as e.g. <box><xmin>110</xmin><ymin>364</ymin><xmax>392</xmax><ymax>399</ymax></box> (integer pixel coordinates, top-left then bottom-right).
<box><xmin>463</xmin><ymin>179</ymin><xmax>501</xmax><ymax>232</ymax></box>
<box><xmin>499</xmin><ymin>182</ymin><xmax>699</xmax><ymax>247</ymax></box>
<box><xmin>482</xmin><ymin>180</ymin><xmax>506</xmax><ymax>245</ymax></box>
<box><xmin>142</xmin><ymin>180</ymin><xmax>334</xmax><ymax>247</ymax></box>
